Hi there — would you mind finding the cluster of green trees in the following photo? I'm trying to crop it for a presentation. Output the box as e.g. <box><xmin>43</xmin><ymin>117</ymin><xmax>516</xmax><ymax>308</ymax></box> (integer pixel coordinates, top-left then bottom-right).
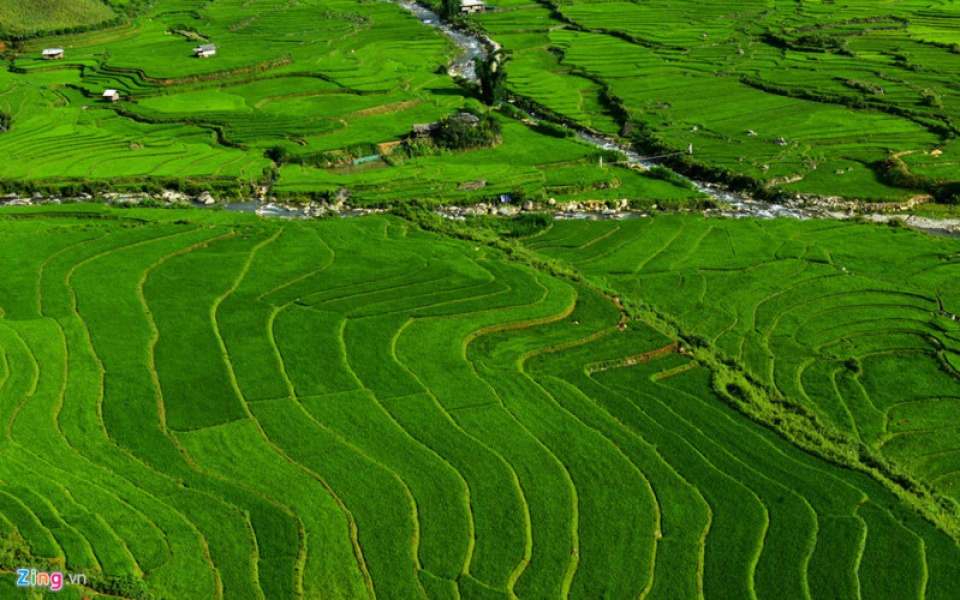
<box><xmin>434</xmin><ymin>112</ymin><xmax>501</xmax><ymax>150</ymax></box>
<box><xmin>440</xmin><ymin>0</ymin><xmax>461</xmax><ymax>19</ymax></box>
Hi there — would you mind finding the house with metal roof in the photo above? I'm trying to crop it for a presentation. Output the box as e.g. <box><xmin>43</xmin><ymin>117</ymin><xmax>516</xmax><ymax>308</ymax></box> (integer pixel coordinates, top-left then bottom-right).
<box><xmin>460</xmin><ymin>0</ymin><xmax>486</xmax><ymax>13</ymax></box>
<box><xmin>193</xmin><ymin>44</ymin><xmax>217</xmax><ymax>58</ymax></box>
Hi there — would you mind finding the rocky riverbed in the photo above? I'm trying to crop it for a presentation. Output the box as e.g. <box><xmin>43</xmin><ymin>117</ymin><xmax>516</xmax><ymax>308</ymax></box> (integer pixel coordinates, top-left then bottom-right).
<box><xmin>3</xmin><ymin>190</ymin><xmax>960</xmax><ymax>237</ymax></box>
<box><xmin>0</xmin><ymin>191</ymin><xmax>387</xmax><ymax>219</ymax></box>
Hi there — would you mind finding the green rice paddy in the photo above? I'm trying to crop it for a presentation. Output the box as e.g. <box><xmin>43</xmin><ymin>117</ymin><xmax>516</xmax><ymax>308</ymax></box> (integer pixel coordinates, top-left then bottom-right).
<box><xmin>472</xmin><ymin>0</ymin><xmax>960</xmax><ymax>199</ymax></box>
<box><xmin>5</xmin><ymin>0</ymin><xmax>960</xmax><ymax>598</ymax></box>
<box><xmin>527</xmin><ymin>216</ymin><xmax>960</xmax><ymax>504</ymax></box>
<box><xmin>9</xmin><ymin>0</ymin><xmax>960</xmax><ymax>200</ymax></box>
<box><xmin>0</xmin><ymin>0</ymin><xmax>698</xmax><ymax>205</ymax></box>
<box><xmin>0</xmin><ymin>205</ymin><xmax>957</xmax><ymax>598</ymax></box>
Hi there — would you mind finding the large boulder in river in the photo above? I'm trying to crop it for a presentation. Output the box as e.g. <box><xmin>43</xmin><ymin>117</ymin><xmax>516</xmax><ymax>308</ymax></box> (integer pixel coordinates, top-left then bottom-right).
<box><xmin>198</xmin><ymin>191</ymin><xmax>216</xmax><ymax>205</ymax></box>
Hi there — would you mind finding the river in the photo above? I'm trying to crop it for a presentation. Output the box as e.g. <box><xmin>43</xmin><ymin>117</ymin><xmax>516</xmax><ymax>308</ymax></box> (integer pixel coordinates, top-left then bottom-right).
<box><xmin>395</xmin><ymin>0</ymin><xmax>487</xmax><ymax>80</ymax></box>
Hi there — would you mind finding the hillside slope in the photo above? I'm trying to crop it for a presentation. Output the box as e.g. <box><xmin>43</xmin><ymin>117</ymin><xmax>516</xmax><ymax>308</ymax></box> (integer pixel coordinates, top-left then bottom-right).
<box><xmin>0</xmin><ymin>0</ymin><xmax>114</xmax><ymax>35</ymax></box>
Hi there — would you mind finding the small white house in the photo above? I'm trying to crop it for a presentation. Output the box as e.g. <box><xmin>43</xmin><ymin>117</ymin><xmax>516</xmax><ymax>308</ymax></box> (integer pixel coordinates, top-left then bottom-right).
<box><xmin>460</xmin><ymin>0</ymin><xmax>486</xmax><ymax>13</ymax></box>
<box><xmin>102</xmin><ymin>89</ymin><xmax>120</xmax><ymax>102</ymax></box>
<box><xmin>193</xmin><ymin>44</ymin><xmax>217</xmax><ymax>58</ymax></box>
<box><xmin>42</xmin><ymin>48</ymin><xmax>64</xmax><ymax>60</ymax></box>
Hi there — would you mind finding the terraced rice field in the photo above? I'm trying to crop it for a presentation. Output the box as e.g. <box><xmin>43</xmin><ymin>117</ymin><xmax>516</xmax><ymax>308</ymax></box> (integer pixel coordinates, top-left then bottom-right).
<box><xmin>11</xmin><ymin>0</ymin><xmax>960</xmax><ymax>201</ymax></box>
<box><xmin>527</xmin><ymin>217</ymin><xmax>960</xmax><ymax>504</ymax></box>
<box><xmin>0</xmin><ymin>0</ymin><xmax>697</xmax><ymax>205</ymax></box>
<box><xmin>468</xmin><ymin>0</ymin><xmax>960</xmax><ymax>199</ymax></box>
<box><xmin>0</xmin><ymin>205</ymin><xmax>957</xmax><ymax>598</ymax></box>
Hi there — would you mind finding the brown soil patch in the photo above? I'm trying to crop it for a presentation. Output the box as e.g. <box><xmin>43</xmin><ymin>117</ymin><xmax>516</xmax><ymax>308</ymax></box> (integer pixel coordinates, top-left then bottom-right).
<box><xmin>345</xmin><ymin>99</ymin><xmax>420</xmax><ymax>119</ymax></box>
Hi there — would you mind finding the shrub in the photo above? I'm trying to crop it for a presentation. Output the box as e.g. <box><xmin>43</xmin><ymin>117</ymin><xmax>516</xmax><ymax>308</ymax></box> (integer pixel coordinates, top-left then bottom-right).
<box><xmin>646</xmin><ymin>165</ymin><xmax>698</xmax><ymax>191</ymax></box>
<box><xmin>405</xmin><ymin>139</ymin><xmax>439</xmax><ymax>158</ymax></box>
<box><xmin>88</xmin><ymin>574</ymin><xmax>152</xmax><ymax>599</ymax></box>
<box><xmin>266</xmin><ymin>145</ymin><xmax>291</xmax><ymax>164</ymax></box>
<box><xmin>497</xmin><ymin>102</ymin><xmax>527</xmax><ymax>120</ymax></box>
<box><xmin>504</xmin><ymin>212</ymin><xmax>552</xmax><ymax>238</ymax></box>
<box><xmin>534</xmin><ymin>121</ymin><xmax>572</xmax><ymax>139</ymax></box>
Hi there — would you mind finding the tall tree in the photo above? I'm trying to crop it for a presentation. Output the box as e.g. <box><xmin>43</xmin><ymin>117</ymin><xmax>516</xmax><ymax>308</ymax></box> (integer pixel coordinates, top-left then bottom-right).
<box><xmin>475</xmin><ymin>51</ymin><xmax>508</xmax><ymax>105</ymax></box>
<box><xmin>441</xmin><ymin>0</ymin><xmax>459</xmax><ymax>19</ymax></box>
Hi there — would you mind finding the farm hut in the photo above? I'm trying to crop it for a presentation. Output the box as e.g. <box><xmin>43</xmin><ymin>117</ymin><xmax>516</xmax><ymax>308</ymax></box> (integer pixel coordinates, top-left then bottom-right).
<box><xmin>193</xmin><ymin>44</ymin><xmax>217</xmax><ymax>58</ymax></box>
<box><xmin>42</xmin><ymin>48</ymin><xmax>64</xmax><ymax>60</ymax></box>
<box><xmin>411</xmin><ymin>123</ymin><xmax>439</xmax><ymax>139</ymax></box>
<box><xmin>451</xmin><ymin>112</ymin><xmax>480</xmax><ymax>127</ymax></box>
<box><xmin>102</xmin><ymin>89</ymin><xmax>120</xmax><ymax>102</ymax></box>
<box><xmin>460</xmin><ymin>0</ymin><xmax>486</xmax><ymax>13</ymax></box>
